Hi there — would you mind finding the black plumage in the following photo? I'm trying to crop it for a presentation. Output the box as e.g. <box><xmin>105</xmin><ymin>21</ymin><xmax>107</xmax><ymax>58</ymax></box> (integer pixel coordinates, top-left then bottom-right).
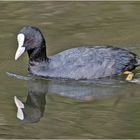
<box><xmin>15</xmin><ymin>26</ymin><xmax>140</xmax><ymax>80</ymax></box>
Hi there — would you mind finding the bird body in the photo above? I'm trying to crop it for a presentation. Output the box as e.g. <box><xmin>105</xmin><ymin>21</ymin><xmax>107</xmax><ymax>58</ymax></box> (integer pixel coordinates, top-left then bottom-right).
<box><xmin>15</xmin><ymin>26</ymin><xmax>140</xmax><ymax>80</ymax></box>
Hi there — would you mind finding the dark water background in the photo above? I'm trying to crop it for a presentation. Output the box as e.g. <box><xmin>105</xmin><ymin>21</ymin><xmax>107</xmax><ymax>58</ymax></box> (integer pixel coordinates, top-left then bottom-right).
<box><xmin>1</xmin><ymin>1</ymin><xmax>140</xmax><ymax>138</ymax></box>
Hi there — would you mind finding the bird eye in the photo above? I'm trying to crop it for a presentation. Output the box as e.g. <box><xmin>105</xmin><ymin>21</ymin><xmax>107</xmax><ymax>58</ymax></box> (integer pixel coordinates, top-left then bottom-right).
<box><xmin>25</xmin><ymin>37</ymin><xmax>33</xmax><ymax>44</ymax></box>
<box><xmin>26</xmin><ymin>38</ymin><xmax>29</xmax><ymax>41</ymax></box>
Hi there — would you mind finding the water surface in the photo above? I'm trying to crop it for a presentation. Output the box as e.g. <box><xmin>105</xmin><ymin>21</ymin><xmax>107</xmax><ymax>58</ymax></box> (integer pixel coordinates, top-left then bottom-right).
<box><xmin>1</xmin><ymin>1</ymin><xmax>140</xmax><ymax>139</ymax></box>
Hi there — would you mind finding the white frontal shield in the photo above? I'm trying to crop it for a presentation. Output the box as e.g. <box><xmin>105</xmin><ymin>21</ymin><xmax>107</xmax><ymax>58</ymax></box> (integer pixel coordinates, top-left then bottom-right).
<box><xmin>15</xmin><ymin>33</ymin><xmax>25</xmax><ymax>60</ymax></box>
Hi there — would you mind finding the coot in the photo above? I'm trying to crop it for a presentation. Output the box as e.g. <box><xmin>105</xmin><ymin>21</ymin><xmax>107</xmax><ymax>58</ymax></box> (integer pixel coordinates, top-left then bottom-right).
<box><xmin>15</xmin><ymin>26</ymin><xmax>140</xmax><ymax>80</ymax></box>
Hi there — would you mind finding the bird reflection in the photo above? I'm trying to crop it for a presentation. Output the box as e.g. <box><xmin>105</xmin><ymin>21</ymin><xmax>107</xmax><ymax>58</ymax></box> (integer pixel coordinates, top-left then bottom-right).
<box><xmin>14</xmin><ymin>77</ymin><xmax>126</xmax><ymax>123</ymax></box>
<box><xmin>14</xmin><ymin>80</ymin><xmax>46</xmax><ymax>123</ymax></box>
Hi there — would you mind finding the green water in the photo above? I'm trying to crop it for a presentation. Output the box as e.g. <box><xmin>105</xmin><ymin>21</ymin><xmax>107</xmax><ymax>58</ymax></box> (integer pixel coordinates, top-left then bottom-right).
<box><xmin>1</xmin><ymin>1</ymin><xmax>140</xmax><ymax>138</ymax></box>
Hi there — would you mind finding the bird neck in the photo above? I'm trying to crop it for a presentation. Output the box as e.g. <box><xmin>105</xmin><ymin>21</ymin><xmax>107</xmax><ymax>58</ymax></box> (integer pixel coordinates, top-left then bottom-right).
<box><xmin>28</xmin><ymin>46</ymin><xmax>48</xmax><ymax>64</ymax></box>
